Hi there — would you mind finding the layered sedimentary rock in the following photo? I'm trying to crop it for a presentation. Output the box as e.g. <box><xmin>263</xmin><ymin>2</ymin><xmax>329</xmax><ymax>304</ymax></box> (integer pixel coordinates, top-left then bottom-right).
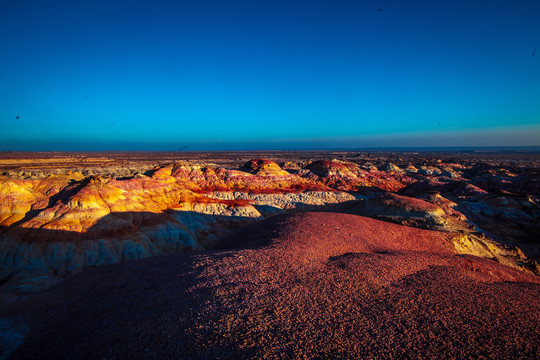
<box><xmin>303</xmin><ymin>160</ymin><xmax>413</xmax><ymax>192</ymax></box>
<box><xmin>399</xmin><ymin>175</ymin><xmax>540</xmax><ymax>262</ymax></box>
<box><xmin>1</xmin><ymin>153</ymin><xmax>539</xmax><ymax>292</ymax></box>
<box><xmin>240</xmin><ymin>159</ymin><xmax>291</xmax><ymax>176</ymax></box>
<box><xmin>343</xmin><ymin>193</ymin><xmax>450</xmax><ymax>230</ymax></box>
<box><xmin>340</xmin><ymin>193</ymin><xmax>528</xmax><ymax>269</ymax></box>
<box><xmin>0</xmin><ymin>160</ymin><xmax>357</xmax><ymax>291</ymax></box>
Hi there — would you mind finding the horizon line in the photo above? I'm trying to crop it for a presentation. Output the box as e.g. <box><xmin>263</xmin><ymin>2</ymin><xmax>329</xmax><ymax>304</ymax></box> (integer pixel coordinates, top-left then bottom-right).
<box><xmin>2</xmin><ymin>145</ymin><xmax>540</xmax><ymax>153</ymax></box>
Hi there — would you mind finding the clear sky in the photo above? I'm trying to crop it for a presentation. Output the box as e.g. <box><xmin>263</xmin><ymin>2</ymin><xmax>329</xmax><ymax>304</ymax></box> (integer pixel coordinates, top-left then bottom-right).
<box><xmin>1</xmin><ymin>0</ymin><xmax>539</xmax><ymax>151</ymax></box>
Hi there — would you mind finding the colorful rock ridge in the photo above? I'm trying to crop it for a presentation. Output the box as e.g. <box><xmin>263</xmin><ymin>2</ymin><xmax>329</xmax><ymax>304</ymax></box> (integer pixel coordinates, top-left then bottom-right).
<box><xmin>0</xmin><ymin>154</ymin><xmax>539</xmax><ymax>292</ymax></box>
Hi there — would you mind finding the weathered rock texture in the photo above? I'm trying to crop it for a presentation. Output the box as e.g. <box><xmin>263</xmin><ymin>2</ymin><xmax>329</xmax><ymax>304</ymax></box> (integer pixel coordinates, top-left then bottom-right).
<box><xmin>1</xmin><ymin>153</ymin><xmax>539</xmax><ymax>292</ymax></box>
<box><xmin>0</xmin><ymin>161</ymin><xmax>358</xmax><ymax>291</ymax></box>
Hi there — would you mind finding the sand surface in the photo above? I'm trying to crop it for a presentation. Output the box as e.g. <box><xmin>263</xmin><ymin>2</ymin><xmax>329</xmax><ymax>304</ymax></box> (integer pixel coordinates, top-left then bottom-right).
<box><xmin>2</xmin><ymin>212</ymin><xmax>539</xmax><ymax>359</ymax></box>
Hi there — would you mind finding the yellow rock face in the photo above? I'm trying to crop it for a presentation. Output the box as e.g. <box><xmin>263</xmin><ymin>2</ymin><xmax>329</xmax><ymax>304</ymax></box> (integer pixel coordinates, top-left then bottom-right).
<box><xmin>0</xmin><ymin>161</ymin><xmax>359</xmax><ymax>290</ymax></box>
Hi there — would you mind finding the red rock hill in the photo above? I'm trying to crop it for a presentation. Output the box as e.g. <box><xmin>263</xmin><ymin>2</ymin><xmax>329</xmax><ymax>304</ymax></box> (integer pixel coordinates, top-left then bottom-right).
<box><xmin>3</xmin><ymin>212</ymin><xmax>538</xmax><ymax>360</ymax></box>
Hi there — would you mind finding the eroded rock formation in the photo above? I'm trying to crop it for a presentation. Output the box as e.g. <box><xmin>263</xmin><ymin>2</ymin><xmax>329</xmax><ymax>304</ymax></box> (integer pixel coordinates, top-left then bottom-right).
<box><xmin>1</xmin><ymin>152</ymin><xmax>539</xmax><ymax>292</ymax></box>
<box><xmin>0</xmin><ymin>160</ymin><xmax>357</xmax><ymax>291</ymax></box>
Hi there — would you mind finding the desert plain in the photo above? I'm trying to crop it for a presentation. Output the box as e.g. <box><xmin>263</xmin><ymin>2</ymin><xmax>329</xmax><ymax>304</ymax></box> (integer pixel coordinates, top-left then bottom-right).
<box><xmin>0</xmin><ymin>150</ymin><xmax>539</xmax><ymax>359</ymax></box>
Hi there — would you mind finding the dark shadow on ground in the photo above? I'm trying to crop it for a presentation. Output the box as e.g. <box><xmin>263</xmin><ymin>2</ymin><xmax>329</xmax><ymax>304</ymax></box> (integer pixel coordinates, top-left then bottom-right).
<box><xmin>1</xmin><ymin>212</ymin><xmax>539</xmax><ymax>360</ymax></box>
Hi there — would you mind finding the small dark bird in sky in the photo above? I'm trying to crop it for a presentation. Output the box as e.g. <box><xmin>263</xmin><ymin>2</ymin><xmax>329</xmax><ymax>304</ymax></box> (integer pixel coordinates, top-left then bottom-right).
<box><xmin>533</xmin><ymin>49</ymin><xmax>537</xmax><ymax>56</ymax></box>
<box><xmin>377</xmin><ymin>8</ymin><xmax>382</xmax><ymax>12</ymax></box>
<box><xmin>178</xmin><ymin>145</ymin><xmax>188</xmax><ymax>151</ymax></box>
<box><xmin>438</xmin><ymin>122</ymin><xmax>441</xmax><ymax>126</ymax></box>
<box><xmin>16</xmin><ymin>116</ymin><xmax>19</xmax><ymax>119</ymax></box>
<box><xmin>111</xmin><ymin>121</ymin><xmax>115</xmax><ymax>124</ymax></box>
<box><xmin>84</xmin><ymin>96</ymin><xmax>87</xmax><ymax>98</ymax></box>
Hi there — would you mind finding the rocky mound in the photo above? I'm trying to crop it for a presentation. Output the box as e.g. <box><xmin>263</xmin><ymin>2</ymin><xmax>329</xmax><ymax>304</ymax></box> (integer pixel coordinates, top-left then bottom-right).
<box><xmin>340</xmin><ymin>193</ymin><xmax>538</xmax><ymax>272</ymax></box>
<box><xmin>2</xmin><ymin>212</ymin><xmax>538</xmax><ymax>359</ymax></box>
<box><xmin>400</xmin><ymin>176</ymin><xmax>540</xmax><ymax>263</ymax></box>
<box><xmin>471</xmin><ymin>167</ymin><xmax>540</xmax><ymax>196</ymax></box>
<box><xmin>343</xmin><ymin>193</ymin><xmax>448</xmax><ymax>230</ymax></box>
<box><xmin>0</xmin><ymin>163</ymin><xmax>356</xmax><ymax>291</ymax></box>
<box><xmin>215</xmin><ymin>212</ymin><xmax>455</xmax><ymax>255</ymax></box>
<box><xmin>240</xmin><ymin>159</ymin><xmax>290</xmax><ymax>176</ymax></box>
<box><xmin>399</xmin><ymin>179</ymin><xmax>489</xmax><ymax>197</ymax></box>
<box><xmin>305</xmin><ymin>160</ymin><xmax>360</xmax><ymax>177</ymax></box>
<box><xmin>303</xmin><ymin>160</ymin><xmax>412</xmax><ymax>192</ymax></box>
<box><xmin>2</xmin><ymin>155</ymin><xmax>539</xmax><ymax>295</ymax></box>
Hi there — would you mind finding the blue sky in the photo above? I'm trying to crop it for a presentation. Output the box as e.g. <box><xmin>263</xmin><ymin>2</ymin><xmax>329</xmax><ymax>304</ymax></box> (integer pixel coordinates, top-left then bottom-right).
<box><xmin>1</xmin><ymin>0</ymin><xmax>539</xmax><ymax>150</ymax></box>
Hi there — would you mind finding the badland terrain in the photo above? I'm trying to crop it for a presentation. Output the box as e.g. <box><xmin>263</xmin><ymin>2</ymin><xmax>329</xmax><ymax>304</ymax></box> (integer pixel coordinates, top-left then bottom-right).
<box><xmin>0</xmin><ymin>150</ymin><xmax>539</xmax><ymax>359</ymax></box>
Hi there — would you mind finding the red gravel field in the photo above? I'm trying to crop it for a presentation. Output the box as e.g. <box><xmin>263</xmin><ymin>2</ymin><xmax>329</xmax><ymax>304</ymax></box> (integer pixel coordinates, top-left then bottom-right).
<box><xmin>1</xmin><ymin>212</ymin><xmax>539</xmax><ymax>359</ymax></box>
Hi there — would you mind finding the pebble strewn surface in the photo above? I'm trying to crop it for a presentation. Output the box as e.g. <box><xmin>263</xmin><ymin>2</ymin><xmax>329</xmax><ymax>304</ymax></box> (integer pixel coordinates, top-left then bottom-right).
<box><xmin>2</xmin><ymin>213</ymin><xmax>539</xmax><ymax>359</ymax></box>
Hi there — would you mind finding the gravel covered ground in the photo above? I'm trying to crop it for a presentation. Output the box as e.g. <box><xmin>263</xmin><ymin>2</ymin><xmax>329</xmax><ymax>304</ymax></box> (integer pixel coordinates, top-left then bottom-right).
<box><xmin>2</xmin><ymin>212</ymin><xmax>539</xmax><ymax>359</ymax></box>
